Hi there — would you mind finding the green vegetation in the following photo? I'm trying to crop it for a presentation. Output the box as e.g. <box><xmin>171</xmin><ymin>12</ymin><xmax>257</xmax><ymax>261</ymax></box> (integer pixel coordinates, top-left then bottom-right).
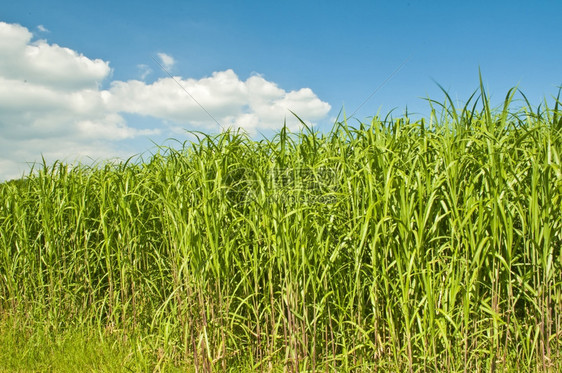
<box><xmin>1</xmin><ymin>84</ymin><xmax>561</xmax><ymax>372</ymax></box>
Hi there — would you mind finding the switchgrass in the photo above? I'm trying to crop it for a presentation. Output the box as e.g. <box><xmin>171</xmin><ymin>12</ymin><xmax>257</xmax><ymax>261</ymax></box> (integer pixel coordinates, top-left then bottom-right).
<box><xmin>1</xmin><ymin>85</ymin><xmax>561</xmax><ymax>371</ymax></box>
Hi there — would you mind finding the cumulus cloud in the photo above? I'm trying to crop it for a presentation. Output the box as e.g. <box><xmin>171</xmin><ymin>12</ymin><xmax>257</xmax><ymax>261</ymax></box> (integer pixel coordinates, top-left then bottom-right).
<box><xmin>157</xmin><ymin>52</ymin><xmax>175</xmax><ymax>70</ymax></box>
<box><xmin>0</xmin><ymin>21</ymin><xmax>331</xmax><ymax>181</ymax></box>
<box><xmin>106</xmin><ymin>70</ymin><xmax>330</xmax><ymax>132</ymax></box>
<box><xmin>0</xmin><ymin>22</ymin><xmax>157</xmax><ymax>180</ymax></box>
<box><xmin>37</xmin><ymin>24</ymin><xmax>49</xmax><ymax>33</ymax></box>
<box><xmin>0</xmin><ymin>22</ymin><xmax>110</xmax><ymax>91</ymax></box>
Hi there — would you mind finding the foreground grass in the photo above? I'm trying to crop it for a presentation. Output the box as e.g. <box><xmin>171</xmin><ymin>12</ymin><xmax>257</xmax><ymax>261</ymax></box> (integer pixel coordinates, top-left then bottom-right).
<box><xmin>0</xmin><ymin>313</ymin><xmax>195</xmax><ymax>372</ymax></box>
<box><xmin>0</xmin><ymin>315</ymin><xmax>128</xmax><ymax>372</ymax></box>
<box><xmin>1</xmin><ymin>85</ymin><xmax>561</xmax><ymax>371</ymax></box>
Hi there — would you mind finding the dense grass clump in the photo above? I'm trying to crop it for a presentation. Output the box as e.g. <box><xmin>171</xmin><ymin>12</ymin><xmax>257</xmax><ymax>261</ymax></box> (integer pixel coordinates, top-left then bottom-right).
<box><xmin>1</xmin><ymin>87</ymin><xmax>561</xmax><ymax>371</ymax></box>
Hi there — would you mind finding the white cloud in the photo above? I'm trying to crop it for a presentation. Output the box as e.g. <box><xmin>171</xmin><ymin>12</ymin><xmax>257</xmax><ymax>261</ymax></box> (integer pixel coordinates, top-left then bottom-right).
<box><xmin>0</xmin><ymin>21</ymin><xmax>155</xmax><ymax>180</ymax></box>
<box><xmin>157</xmin><ymin>52</ymin><xmax>175</xmax><ymax>70</ymax></box>
<box><xmin>137</xmin><ymin>64</ymin><xmax>152</xmax><ymax>80</ymax></box>
<box><xmin>0</xmin><ymin>22</ymin><xmax>331</xmax><ymax>181</ymax></box>
<box><xmin>37</xmin><ymin>24</ymin><xmax>49</xmax><ymax>33</ymax></box>
<box><xmin>0</xmin><ymin>23</ymin><xmax>110</xmax><ymax>91</ymax></box>
<box><xmin>107</xmin><ymin>70</ymin><xmax>331</xmax><ymax>132</ymax></box>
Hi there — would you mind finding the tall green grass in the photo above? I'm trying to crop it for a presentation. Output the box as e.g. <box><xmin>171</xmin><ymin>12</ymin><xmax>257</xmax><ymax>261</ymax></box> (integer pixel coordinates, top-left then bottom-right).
<box><xmin>1</xmin><ymin>86</ymin><xmax>561</xmax><ymax>371</ymax></box>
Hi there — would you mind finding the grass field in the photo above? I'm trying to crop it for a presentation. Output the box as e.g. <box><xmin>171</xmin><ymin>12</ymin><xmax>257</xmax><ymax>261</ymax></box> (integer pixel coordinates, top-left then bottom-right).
<box><xmin>1</xmin><ymin>84</ymin><xmax>561</xmax><ymax>372</ymax></box>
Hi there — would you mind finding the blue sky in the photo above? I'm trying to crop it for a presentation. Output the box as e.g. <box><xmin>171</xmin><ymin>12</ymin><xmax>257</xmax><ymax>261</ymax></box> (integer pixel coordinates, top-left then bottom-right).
<box><xmin>1</xmin><ymin>0</ymin><xmax>560</xmax><ymax>180</ymax></box>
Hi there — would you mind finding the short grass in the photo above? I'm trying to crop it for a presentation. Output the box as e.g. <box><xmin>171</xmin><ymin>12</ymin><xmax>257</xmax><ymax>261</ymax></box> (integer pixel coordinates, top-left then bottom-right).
<box><xmin>0</xmin><ymin>315</ymin><xmax>132</xmax><ymax>372</ymax></box>
<box><xmin>1</xmin><ymin>83</ymin><xmax>561</xmax><ymax>371</ymax></box>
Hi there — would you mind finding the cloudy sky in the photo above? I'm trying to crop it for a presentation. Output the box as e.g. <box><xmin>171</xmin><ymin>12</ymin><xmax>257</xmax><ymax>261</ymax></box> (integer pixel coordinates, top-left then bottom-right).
<box><xmin>1</xmin><ymin>0</ymin><xmax>560</xmax><ymax>180</ymax></box>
